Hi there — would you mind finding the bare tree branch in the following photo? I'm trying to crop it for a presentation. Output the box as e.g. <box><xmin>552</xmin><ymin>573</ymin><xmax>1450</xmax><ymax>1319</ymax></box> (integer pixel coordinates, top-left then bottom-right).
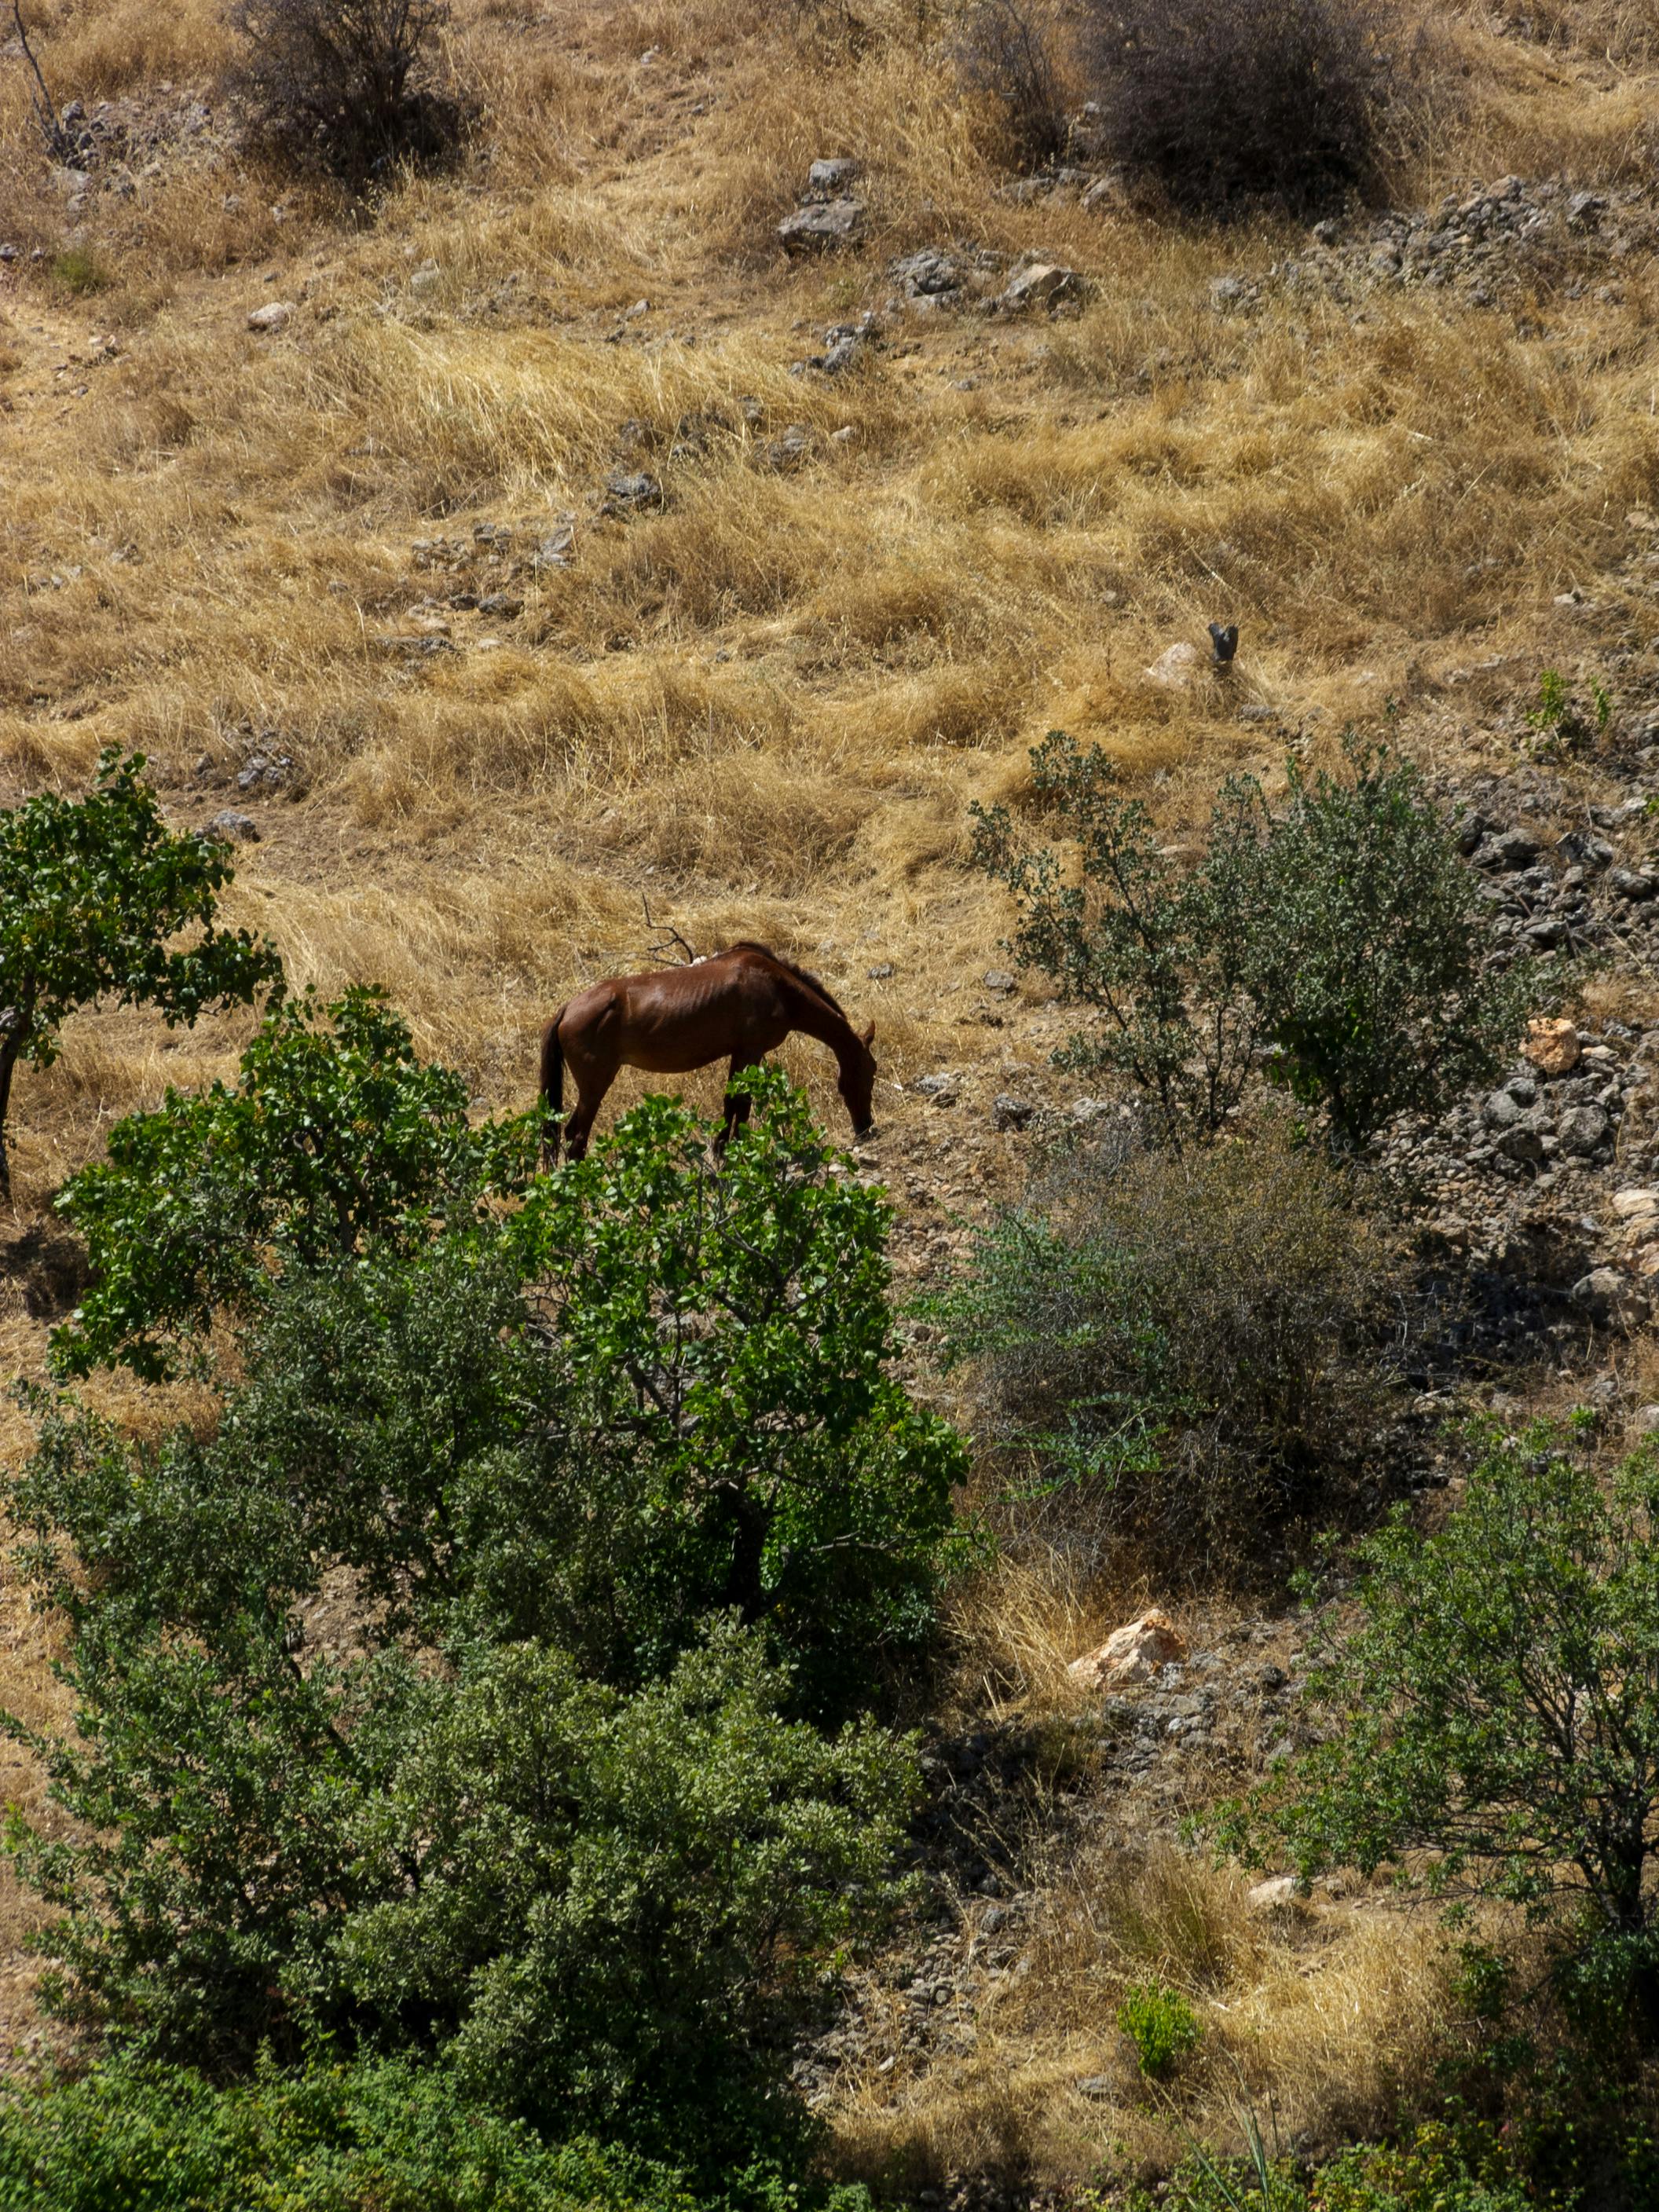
<box><xmin>9</xmin><ymin>2</ymin><xmax>73</xmax><ymax>163</ymax></box>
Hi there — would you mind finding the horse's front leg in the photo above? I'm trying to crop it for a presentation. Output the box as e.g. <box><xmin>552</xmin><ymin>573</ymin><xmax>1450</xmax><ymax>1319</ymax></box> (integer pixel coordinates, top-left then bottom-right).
<box><xmin>716</xmin><ymin>1056</ymin><xmax>760</xmax><ymax>1156</ymax></box>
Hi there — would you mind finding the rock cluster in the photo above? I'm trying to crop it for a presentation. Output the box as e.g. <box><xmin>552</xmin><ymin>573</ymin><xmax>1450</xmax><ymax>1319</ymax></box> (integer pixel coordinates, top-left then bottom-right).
<box><xmin>778</xmin><ymin>159</ymin><xmax>866</xmax><ymax>253</ymax></box>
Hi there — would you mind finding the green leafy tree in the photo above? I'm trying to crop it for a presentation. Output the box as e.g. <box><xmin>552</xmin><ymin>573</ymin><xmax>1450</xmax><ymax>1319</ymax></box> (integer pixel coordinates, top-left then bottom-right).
<box><xmin>0</xmin><ymin>749</ymin><xmax>281</xmax><ymax>1199</ymax></box>
<box><xmin>508</xmin><ymin>1071</ymin><xmax>973</xmax><ymax>1697</ymax></box>
<box><xmin>342</xmin><ymin>1624</ymin><xmax>914</xmax><ymax>2164</ymax></box>
<box><xmin>53</xmin><ymin>986</ymin><xmax>537</xmax><ymax>1379</ymax></box>
<box><xmin>1212</xmin><ymin>1424</ymin><xmax>1659</xmax><ymax>2031</ymax></box>
<box><xmin>4</xmin><ymin>1076</ymin><xmax>957</xmax><ymax>2178</ymax></box>
<box><xmin>972</xmin><ymin>733</ymin><xmax>1536</xmax><ymax>1148</ymax></box>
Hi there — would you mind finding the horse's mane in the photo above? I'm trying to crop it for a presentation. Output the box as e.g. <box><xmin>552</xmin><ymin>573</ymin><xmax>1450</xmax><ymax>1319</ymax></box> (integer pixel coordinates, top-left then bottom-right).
<box><xmin>726</xmin><ymin>940</ymin><xmax>851</xmax><ymax>1022</ymax></box>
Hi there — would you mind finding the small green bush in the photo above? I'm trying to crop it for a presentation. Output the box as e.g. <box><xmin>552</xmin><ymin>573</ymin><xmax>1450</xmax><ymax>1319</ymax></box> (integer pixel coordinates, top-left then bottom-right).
<box><xmin>49</xmin><ymin>245</ymin><xmax>111</xmax><ymax>295</ymax></box>
<box><xmin>1214</xmin><ymin>1423</ymin><xmax>1659</xmax><ymax>2035</ymax></box>
<box><xmin>1115</xmin><ymin>2118</ymin><xmax>1551</xmax><ymax>2210</ymax></box>
<box><xmin>972</xmin><ymin>732</ymin><xmax>1540</xmax><ymax>1150</ymax></box>
<box><xmin>1115</xmin><ymin>1979</ymin><xmax>1200</xmax><ymax>2077</ymax></box>
<box><xmin>0</xmin><ymin>747</ymin><xmax>279</xmax><ymax>1200</ymax></box>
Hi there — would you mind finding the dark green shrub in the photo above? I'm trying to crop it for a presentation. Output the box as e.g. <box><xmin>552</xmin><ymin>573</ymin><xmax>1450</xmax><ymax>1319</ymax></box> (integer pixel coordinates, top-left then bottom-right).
<box><xmin>0</xmin><ymin>2052</ymin><xmax>694</xmax><ymax>2212</ymax></box>
<box><xmin>0</xmin><ymin>747</ymin><xmax>280</xmax><ymax>1199</ymax></box>
<box><xmin>972</xmin><ymin>733</ymin><xmax>1538</xmax><ymax>1149</ymax></box>
<box><xmin>53</xmin><ymin>986</ymin><xmax>536</xmax><ymax>1380</ymax></box>
<box><xmin>1214</xmin><ymin>1423</ymin><xmax>1659</xmax><ymax>2034</ymax></box>
<box><xmin>925</xmin><ymin>1123</ymin><xmax>1390</xmax><ymax>1565</ymax></box>
<box><xmin>1115</xmin><ymin>1979</ymin><xmax>1200</xmax><ymax>2078</ymax></box>
<box><xmin>1079</xmin><ymin>0</ymin><xmax>1391</xmax><ymax>218</ymax></box>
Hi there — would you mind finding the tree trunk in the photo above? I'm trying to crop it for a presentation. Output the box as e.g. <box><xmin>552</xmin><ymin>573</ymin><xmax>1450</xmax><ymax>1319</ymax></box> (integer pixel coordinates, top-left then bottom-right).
<box><xmin>0</xmin><ymin>1038</ymin><xmax>16</xmax><ymax>1204</ymax></box>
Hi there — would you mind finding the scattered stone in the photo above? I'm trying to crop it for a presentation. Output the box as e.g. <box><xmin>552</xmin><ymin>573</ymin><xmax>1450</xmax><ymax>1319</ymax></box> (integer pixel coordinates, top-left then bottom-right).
<box><xmin>604</xmin><ymin>471</ymin><xmax>662</xmax><ymax>508</ymax></box>
<box><xmin>1001</xmin><ymin>259</ymin><xmax>1085</xmax><ymax>312</ymax></box>
<box><xmin>778</xmin><ymin>199</ymin><xmax>866</xmax><ymax>253</ymax></box>
<box><xmin>246</xmin><ymin>300</ymin><xmax>295</xmax><ymax>333</ymax></box>
<box><xmin>983</xmin><ymin>969</ymin><xmax>1015</xmax><ymax>992</ymax></box>
<box><xmin>1632</xmin><ymin>1404</ymin><xmax>1659</xmax><ymax>1435</ymax></box>
<box><xmin>807</xmin><ymin>156</ymin><xmax>861</xmax><ymax>196</ymax></box>
<box><xmin>408</xmin><ymin>262</ymin><xmax>441</xmax><ymax>295</ymax></box>
<box><xmin>1572</xmin><ymin>1267</ymin><xmax>1647</xmax><ymax>1328</ymax></box>
<box><xmin>1613</xmin><ymin>1188</ymin><xmax>1659</xmax><ymax>1220</ymax></box>
<box><xmin>1525</xmin><ymin>1017</ymin><xmax>1580</xmax><ymax>1075</ymax></box>
<box><xmin>1610</xmin><ymin>867</ymin><xmax>1659</xmax><ymax>902</ymax></box>
<box><xmin>992</xmin><ymin>1093</ymin><xmax>1034</xmax><ymax>1131</ymax></box>
<box><xmin>1473</xmin><ymin>829</ymin><xmax>1540</xmax><ymax>870</ymax></box>
<box><xmin>867</xmin><ymin>961</ymin><xmax>895</xmax><ymax>980</ymax></box>
<box><xmin>1246</xmin><ymin>1875</ymin><xmax>1298</xmax><ymax>1910</ymax></box>
<box><xmin>1557</xmin><ymin>1104</ymin><xmax>1610</xmax><ymax>1157</ymax></box>
<box><xmin>761</xmin><ymin>424</ymin><xmax>811</xmax><ymax>470</ymax></box>
<box><xmin>1068</xmin><ymin>1609</ymin><xmax>1188</xmax><ymax>1689</ymax></box>
<box><xmin>917</xmin><ymin>1072</ymin><xmax>961</xmax><ymax>1105</ymax></box>
<box><xmin>207</xmin><ymin>809</ymin><xmax>259</xmax><ymax>842</ymax></box>
<box><xmin>1144</xmin><ymin>640</ymin><xmax>1201</xmax><ymax>688</ymax></box>
<box><xmin>1566</xmin><ymin>190</ymin><xmax>1608</xmax><ymax>231</ymax></box>
<box><xmin>236</xmin><ymin>750</ymin><xmax>291</xmax><ymax>793</ymax></box>
<box><xmin>890</xmin><ymin>247</ymin><xmax>963</xmax><ymax>299</ymax></box>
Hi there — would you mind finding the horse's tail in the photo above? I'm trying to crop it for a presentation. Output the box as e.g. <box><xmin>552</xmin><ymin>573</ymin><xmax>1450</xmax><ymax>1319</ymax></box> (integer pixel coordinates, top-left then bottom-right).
<box><xmin>540</xmin><ymin>1011</ymin><xmax>566</xmax><ymax>1164</ymax></box>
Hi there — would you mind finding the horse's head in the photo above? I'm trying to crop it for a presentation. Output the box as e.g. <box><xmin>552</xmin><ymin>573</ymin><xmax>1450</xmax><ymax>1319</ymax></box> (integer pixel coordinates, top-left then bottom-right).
<box><xmin>840</xmin><ymin>1020</ymin><xmax>878</xmax><ymax>1141</ymax></box>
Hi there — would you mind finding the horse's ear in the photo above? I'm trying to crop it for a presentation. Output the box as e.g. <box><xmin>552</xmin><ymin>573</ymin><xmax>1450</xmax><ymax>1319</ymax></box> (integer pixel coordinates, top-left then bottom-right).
<box><xmin>862</xmin><ymin>1020</ymin><xmax>876</xmax><ymax>1046</ymax></box>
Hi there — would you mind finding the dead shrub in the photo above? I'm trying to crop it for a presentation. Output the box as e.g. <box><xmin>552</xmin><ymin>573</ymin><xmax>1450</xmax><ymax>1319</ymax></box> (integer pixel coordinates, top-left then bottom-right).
<box><xmin>226</xmin><ymin>0</ymin><xmax>466</xmax><ymax>181</ymax></box>
<box><xmin>1079</xmin><ymin>0</ymin><xmax>1393</xmax><ymax>218</ymax></box>
<box><xmin>954</xmin><ymin>0</ymin><xmax>1072</xmax><ymax>171</ymax></box>
<box><xmin>927</xmin><ymin>1120</ymin><xmax>1397</xmax><ymax>1580</ymax></box>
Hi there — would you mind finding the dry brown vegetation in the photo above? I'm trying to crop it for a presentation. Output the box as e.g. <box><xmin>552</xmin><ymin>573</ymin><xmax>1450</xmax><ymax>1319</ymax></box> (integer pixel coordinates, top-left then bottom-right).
<box><xmin>2</xmin><ymin>0</ymin><xmax>1659</xmax><ymax>2177</ymax></box>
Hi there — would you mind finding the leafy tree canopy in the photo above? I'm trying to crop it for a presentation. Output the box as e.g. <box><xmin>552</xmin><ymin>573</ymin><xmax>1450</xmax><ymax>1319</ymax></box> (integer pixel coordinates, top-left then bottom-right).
<box><xmin>0</xmin><ymin>748</ymin><xmax>281</xmax><ymax>1195</ymax></box>
<box><xmin>53</xmin><ymin>985</ymin><xmax>537</xmax><ymax>1380</ymax></box>
<box><xmin>1212</xmin><ymin>1423</ymin><xmax>1659</xmax><ymax>2031</ymax></box>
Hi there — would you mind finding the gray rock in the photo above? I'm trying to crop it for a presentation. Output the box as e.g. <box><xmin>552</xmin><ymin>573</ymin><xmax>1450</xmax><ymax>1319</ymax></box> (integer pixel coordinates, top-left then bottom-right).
<box><xmin>1002</xmin><ymin>260</ymin><xmax>1085</xmax><ymax>311</ymax></box>
<box><xmin>821</xmin><ymin>335</ymin><xmax>863</xmax><ymax>375</ymax></box>
<box><xmin>993</xmin><ymin>1093</ymin><xmax>1034</xmax><ymax>1131</ymax></box>
<box><xmin>1481</xmin><ymin>1090</ymin><xmax>1525</xmax><ymax>1130</ymax></box>
<box><xmin>1573</xmin><ymin>1267</ymin><xmax>1647</xmax><ymax>1328</ymax></box>
<box><xmin>807</xmin><ymin>157</ymin><xmax>861</xmax><ymax>197</ymax></box>
<box><xmin>208</xmin><ymin>809</ymin><xmax>259</xmax><ymax>842</ymax></box>
<box><xmin>1610</xmin><ymin>868</ymin><xmax>1658</xmax><ymax>902</ymax></box>
<box><xmin>604</xmin><ymin>471</ymin><xmax>662</xmax><ymax>508</ymax></box>
<box><xmin>1474</xmin><ymin>830</ymin><xmax>1540</xmax><ymax>870</ymax></box>
<box><xmin>867</xmin><ymin>961</ymin><xmax>895</xmax><ymax>979</ymax></box>
<box><xmin>1558</xmin><ymin>1104</ymin><xmax>1610</xmax><ymax>1155</ymax></box>
<box><xmin>917</xmin><ymin>1072</ymin><xmax>961</xmax><ymax>1104</ymax></box>
<box><xmin>247</xmin><ymin>300</ymin><xmax>295</xmax><ymax>333</ymax></box>
<box><xmin>983</xmin><ymin>969</ymin><xmax>1015</xmax><ymax>992</ymax></box>
<box><xmin>778</xmin><ymin>199</ymin><xmax>866</xmax><ymax>253</ymax></box>
<box><xmin>1566</xmin><ymin>191</ymin><xmax>1608</xmax><ymax>231</ymax></box>
<box><xmin>890</xmin><ymin>247</ymin><xmax>963</xmax><ymax>297</ymax></box>
<box><xmin>236</xmin><ymin>751</ymin><xmax>291</xmax><ymax>793</ymax></box>
<box><xmin>762</xmin><ymin>424</ymin><xmax>811</xmax><ymax>470</ymax></box>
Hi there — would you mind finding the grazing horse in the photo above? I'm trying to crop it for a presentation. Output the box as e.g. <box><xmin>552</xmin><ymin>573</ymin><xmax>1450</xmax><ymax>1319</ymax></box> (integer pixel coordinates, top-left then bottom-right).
<box><xmin>540</xmin><ymin>940</ymin><xmax>877</xmax><ymax>1163</ymax></box>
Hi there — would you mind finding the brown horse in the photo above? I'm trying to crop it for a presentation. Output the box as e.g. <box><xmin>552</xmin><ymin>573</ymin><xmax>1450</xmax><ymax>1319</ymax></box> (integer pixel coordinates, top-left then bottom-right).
<box><xmin>540</xmin><ymin>941</ymin><xmax>877</xmax><ymax>1163</ymax></box>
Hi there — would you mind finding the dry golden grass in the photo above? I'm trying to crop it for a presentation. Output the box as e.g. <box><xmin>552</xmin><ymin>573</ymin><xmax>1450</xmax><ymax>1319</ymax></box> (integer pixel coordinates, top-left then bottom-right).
<box><xmin>1</xmin><ymin>0</ymin><xmax>1657</xmax><ymax>2157</ymax></box>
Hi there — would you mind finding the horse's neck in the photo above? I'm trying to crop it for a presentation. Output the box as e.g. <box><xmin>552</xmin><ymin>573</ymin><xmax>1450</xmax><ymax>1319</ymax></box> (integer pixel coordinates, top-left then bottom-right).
<box><xmin>785</xmin><ymin>981</ymin><xmax>860</xmax><ymax>1068</ymax></box>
